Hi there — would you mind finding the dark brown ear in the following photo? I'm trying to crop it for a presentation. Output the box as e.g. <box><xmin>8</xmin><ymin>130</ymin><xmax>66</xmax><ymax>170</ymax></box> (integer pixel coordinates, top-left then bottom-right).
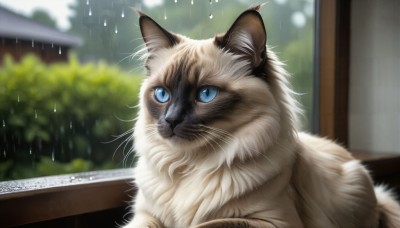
<box><xmin>215</xmin><ymin>9</ymin><xmax>267</xmax><ymax>68</ymax></box>
<box><xmin>138</xmin><ymin>12</ymin><xmax>179</xmax><ymax>53</ymax></box>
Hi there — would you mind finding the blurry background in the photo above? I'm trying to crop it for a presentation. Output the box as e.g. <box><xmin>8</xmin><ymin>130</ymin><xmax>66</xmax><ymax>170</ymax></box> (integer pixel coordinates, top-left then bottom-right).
<box><xmin>0</xmin><ymin>0</ymin><xmax>315</xmax><ymax>181</ymax></box>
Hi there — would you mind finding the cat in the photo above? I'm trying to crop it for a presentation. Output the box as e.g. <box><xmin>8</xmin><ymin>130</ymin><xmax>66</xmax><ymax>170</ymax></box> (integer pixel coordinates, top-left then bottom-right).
<box><xmin>123</xmin><ymin>6</ymin><xmax>400</xmax><ymax>228</ymax></box>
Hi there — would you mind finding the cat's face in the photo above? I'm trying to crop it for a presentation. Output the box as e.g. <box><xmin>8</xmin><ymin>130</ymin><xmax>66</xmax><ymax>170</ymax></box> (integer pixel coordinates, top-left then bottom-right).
<box><xmin>136</xmin><ymin>8</ymin><xmax>282</xmax><ymax>150</ymax></box>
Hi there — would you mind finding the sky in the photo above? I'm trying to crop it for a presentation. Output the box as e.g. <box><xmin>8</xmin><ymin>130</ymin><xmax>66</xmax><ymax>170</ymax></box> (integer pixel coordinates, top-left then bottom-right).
<box><xmin>0</xmin><ymin>0</ymin><xmax>76</xmax><ymax>31</ymax></box>
<box><xmin>0</xmin><ymin>0</ymin><xmax>162</xmax><ymax>31</ymax></box>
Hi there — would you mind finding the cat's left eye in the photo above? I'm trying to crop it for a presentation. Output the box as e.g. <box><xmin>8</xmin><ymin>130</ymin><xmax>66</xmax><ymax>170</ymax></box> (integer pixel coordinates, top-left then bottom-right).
<box><xmin>197</xmin><ymin>86</ymin><xmax>218</xmax><ymax>103</ymax></box>
<box><xmin>154</xmin><ymin>87</ymin><xmax>170</xmax><ymax>103</ymax></box>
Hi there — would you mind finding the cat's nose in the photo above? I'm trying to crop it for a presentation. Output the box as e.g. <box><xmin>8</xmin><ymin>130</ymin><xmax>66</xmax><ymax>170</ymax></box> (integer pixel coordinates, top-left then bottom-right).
<box><xmin>165</xmin><ymin>116</ymin><xmax>183</xmax><ymax>130</ymax></box>
<box><xmin>165</xmin><ymin>104</ymin><xmax>184</xmax><ymax>130</ymax></box>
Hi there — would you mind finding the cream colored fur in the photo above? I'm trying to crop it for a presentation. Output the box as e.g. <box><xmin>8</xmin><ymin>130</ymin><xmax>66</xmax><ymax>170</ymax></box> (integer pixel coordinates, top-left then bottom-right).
<box><xmin>124</xmin><ymin>9</ymin><xmax>400</xmax><ymax>228</ymax></box>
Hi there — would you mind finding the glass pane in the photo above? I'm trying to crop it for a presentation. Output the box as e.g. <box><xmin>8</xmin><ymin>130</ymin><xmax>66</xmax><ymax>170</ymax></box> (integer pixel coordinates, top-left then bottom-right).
<box><xmin>0</xmin><ymin>0</ymin><xmax>314</xmax><ymax>181</ymax></box>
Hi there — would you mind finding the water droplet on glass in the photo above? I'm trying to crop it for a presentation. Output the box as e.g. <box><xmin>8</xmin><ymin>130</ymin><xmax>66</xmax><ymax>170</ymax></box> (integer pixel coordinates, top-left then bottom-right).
<box><xmin>17</xmin><ymin>95</ymin><xmax>19</xmax><ymax>102</ymax></box>
<box><xmin>103</xmin><ymin>19</ymin><xmax>107</xmax><ymax>27</ymax></box>
<box><xmin>35</xmin><ymin>110</ymin><xmax>37</xmax><ymax>119</ymax></box>
<box><xmin>70</xmin><ymin>121</ymin><xmax>73</xmax><ymax>129</ymax></box>
<box><xmin>32</xmin><ymin>40</ymin><xmax>34</xmax><ymax>47</ymax></box>
<box><xmin>2</xmin><ymin>120</ymin><xmax>5</xmax><ymax>127</ymax></box>
<box><xmin>121</xmin><ymin>9</ymin><xmax>125</xmax><ymax>18</ymax></box>
<box><xmin>209</xmin><ymin>13</ymin><xmax>213</xmax><ymax>19</ymax></box>
<box><xmin>54</xmin><ymin>103</ymin><xmax>57</xmax><ymax>113</ymax></box>
<box><xmin>86</xmin><ymin>0</ymin><xmax>89</xmax><ymax>5</ymax></box>
<box><xmin>89</xmin><ymin>7</ymin><xmax>92</xmax><ymax>16</ymax></box>
<box><xmin>58</xmin><ymin>47</ymin><xmax>62</xmax><ymax>55</ymax></box>
<box><xmin>191</xmin><ymin>0</ymin><xmax>194</xmax><ymax>5</ymax></box>
<box><xmin>114</xmin><ymin>26</ymin><xmax>118</xmax><ymax>34</ymax></box>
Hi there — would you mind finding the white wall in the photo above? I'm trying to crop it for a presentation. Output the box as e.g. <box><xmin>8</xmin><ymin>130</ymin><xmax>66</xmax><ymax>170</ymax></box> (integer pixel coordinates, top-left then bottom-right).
<box><xmin>349</xmin><ymin>0</ymin><xmax>400</xmax><ymax>153</ymax></box>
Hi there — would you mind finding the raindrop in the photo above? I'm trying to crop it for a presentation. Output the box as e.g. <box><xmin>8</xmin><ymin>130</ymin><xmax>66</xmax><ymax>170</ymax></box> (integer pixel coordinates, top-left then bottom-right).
<box><xmin>215</xmin><ymin>0</ymin><xmax>218</xmax><ymax>2</ymax></box>
<box><xmin>15</xmin><ymin>38</ymin><xmax>18</xmax><ymax>44</ymax></box>
<box><xmin>121</xmin><ymin>9</ymin><xmax>125</xmax><ymax>18</ymax></box>
<box><xmin>89</xmin><ymin>7</ymin><xmax>92</xmax><ymax>16</ymax></box>
<box><xmin>51</xmin><ymin>43</ymin><xmax>54</xmax><ymax>48</ymax></box>
<box><xmin>209</xmin><ymin>13</ymin><xmax>213</xmax><ymax>19</ymax></box>
<box><xmin>86</xmin><ymin>0</ymin><xmax>89</xmax><ymax>5</ymax></box>
<box><xmin>115</xmin><ymin>26</ymin><xmax>118</xmax><ymax>34</ymax></box>
<box><xmin>10</xmin><ymin>108</ymin><xmax>14</xmax><ymax>114</ymax></box>
<box><xmin>52</xmin><ymin>150</ymin><xmax>55</xmax><ymax>161</ymax></box>
<box><xmin>87</xmin><ymin>146</ymin><xmax>92</xmax><ymax>155</ymax></box>
<box><xmin>70</xmin><ymin>121</ymin><xmax>73</xmax><ymax>129</ymax></box>
<box><xmin>54</xmin><ymin>103</ymin><xmax>57</xmax><ymax>113</ymax></box>
<box><xmin>174</xmin><ymin>0</ymin><xmax>177</xmax><ymax>3</ymax></box>
<box><xmin>2</xmin><ymin>120</ymin><xmax>5</xmax><ymax>127</ymax></box>
<box><xmin>32</xmin><ymin>40</ymin><xmax>34</xmax><ymax>48</ymax></box>
<box><xmin>103</xmin><ymin>19</ymin><xmax>107</xmax><ymax>27</ymax></box>
<box><xmin>164</xmin><ymin>10</ymin><xmax>167</xmax><ymax>20</ymax></box>
<box><xmin>17</xmin><ymin>95</ymin><xmax>20</xmax><ymax>102</ymax></box>
<box><xmin>35</xmin><ymin>110</ymin><xmax>37</xmax><ymax>119</ymax></box>
<box><xmin>191</xmin><ymin>0</ymin><xmax>194</xmax><ymax>5</ymax></box>
<box><xmin>3</xmin><ymin>150</ymin><xmax>6</xmax><ymax>158</ymax></box>
<box><xmin>58</xmin><ymin>47</ymin><xmax>62</xmax><ymax>55</ymax></box>
<box><xmin>29</xmin><ymin>147</ymin><xmax>32</xmax><ymax>155</ymax></box>
<box><xmin>60</xmin><ymin>126</ymin><xmax>65</xmax><ymax>134</ymax></box>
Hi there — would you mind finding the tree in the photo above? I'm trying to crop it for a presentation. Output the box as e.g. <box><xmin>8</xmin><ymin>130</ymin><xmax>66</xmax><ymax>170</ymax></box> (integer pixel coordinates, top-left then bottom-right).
<box><xmin>30</xmin><ymin>9</ymin><xmax>57</xmax><ymax>28</ymax></box>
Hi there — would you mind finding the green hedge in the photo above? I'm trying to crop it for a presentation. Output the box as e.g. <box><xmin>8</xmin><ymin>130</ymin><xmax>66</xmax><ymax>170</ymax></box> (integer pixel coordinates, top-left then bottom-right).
<box><xmin>0</xmin><ymin>55</ymin><xmax>142</xmax><ymax>181</ymax></box>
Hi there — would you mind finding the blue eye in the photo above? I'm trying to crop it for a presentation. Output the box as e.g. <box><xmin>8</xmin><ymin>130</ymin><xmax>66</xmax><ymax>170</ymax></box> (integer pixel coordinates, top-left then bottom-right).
<box><xmin>198</xmin><ymin>86</ymin><xmax>218</xmax><ymax>103</ymax></box>
<box><xmin>154</xmin><ymin>87</ymin><xmax>170</xmax><ymax>103</ymax></box>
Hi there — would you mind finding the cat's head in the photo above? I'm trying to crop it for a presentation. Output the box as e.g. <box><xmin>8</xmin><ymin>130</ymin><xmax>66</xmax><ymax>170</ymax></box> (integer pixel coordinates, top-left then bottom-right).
<box><xmin>135</xmin><ymin>7</ymin><xmax>298</xmax><ymax>157</ymax></box>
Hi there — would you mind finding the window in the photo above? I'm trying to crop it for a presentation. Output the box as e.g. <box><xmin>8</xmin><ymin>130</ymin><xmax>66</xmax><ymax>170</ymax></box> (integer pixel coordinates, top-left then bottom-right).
<box><xmin>1</xmin><ymin>0</ymin><xmax>399</xmax><ymax>227</ymax></box>
<box><xmin>0</xmin><ymin>0</ymin><xmax>315</xmax><ymax>181</ymax></box>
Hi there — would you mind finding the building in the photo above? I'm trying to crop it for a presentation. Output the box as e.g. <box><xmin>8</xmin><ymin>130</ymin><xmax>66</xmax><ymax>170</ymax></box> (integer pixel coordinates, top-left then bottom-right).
<box><xmin>0</xmin><ymin>6</ymin><xmax>82</xmax><ymax>64</ymax></box>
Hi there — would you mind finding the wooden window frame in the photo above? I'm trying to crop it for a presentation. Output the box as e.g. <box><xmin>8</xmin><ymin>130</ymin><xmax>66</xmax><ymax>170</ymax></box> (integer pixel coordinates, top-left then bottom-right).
<box><xmin>317</xmin><ymin>0</ymin><xmax>350</xmax><ymax>146</ymax></box>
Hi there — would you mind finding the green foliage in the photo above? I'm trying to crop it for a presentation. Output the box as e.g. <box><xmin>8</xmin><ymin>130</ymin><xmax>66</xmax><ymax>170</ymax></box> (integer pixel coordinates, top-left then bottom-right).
<box><xmin>0</xmin><ymin>55</ymin><xmax>142</xmax><ymax>181</ymax></box>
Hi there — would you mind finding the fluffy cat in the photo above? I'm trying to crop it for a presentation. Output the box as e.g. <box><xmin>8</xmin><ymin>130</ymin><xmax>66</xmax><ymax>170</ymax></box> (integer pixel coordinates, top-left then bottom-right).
<box><xmin>123</xmin><ymin>6</ymin><xmax>400</xmax><ymax>228</ymax></box>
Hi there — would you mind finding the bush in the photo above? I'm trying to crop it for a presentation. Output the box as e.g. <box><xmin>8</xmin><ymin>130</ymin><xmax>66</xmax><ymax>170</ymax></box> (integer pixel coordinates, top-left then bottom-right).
<box><xmin>0</xmin><ymin>55</ymin><xmax>142</xmax><ymax>181</ymax></box>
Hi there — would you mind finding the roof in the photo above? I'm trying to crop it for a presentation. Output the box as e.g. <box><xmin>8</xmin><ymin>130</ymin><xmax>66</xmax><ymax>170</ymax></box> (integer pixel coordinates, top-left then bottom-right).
<box><xmin>0</xmin><ymin>6</ymin><xmax>82</xmax><ymax>47</ymax></box>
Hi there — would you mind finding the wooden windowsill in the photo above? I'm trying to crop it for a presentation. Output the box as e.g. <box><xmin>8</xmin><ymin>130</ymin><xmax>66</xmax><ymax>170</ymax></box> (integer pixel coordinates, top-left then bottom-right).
<box><xmin>352</xmin><ymin>152</ymin><xmax>400</xmax><ymax>178</ymax></box>
<box><xmin>1</xmin><ymin>153</ymin><xmax>400</xmax><ymax>227</ymax></box>
<box><xmin>0</xmin><ymin>168</ymin><xmax>135</xmax><ymax>227</ymax></box>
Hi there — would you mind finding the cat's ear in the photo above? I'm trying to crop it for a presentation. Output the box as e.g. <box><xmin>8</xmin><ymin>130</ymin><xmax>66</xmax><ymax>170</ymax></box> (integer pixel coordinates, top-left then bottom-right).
<box><xmin>136</xmin><ymin>9</ymin><xmax>179</xmax><ymax>53</ymax></box>
<box><xmin>215</xmin><ymin>9</ymin><xmax>267</xmax><ymax>68</ymax></box>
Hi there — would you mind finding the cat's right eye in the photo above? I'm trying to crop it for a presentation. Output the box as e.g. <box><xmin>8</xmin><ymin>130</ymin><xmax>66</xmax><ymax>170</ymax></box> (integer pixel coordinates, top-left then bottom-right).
<box><xmin>154</xmin><ymin>87</ymin><xmax>170</xmax><ymax>103</ymax></box>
